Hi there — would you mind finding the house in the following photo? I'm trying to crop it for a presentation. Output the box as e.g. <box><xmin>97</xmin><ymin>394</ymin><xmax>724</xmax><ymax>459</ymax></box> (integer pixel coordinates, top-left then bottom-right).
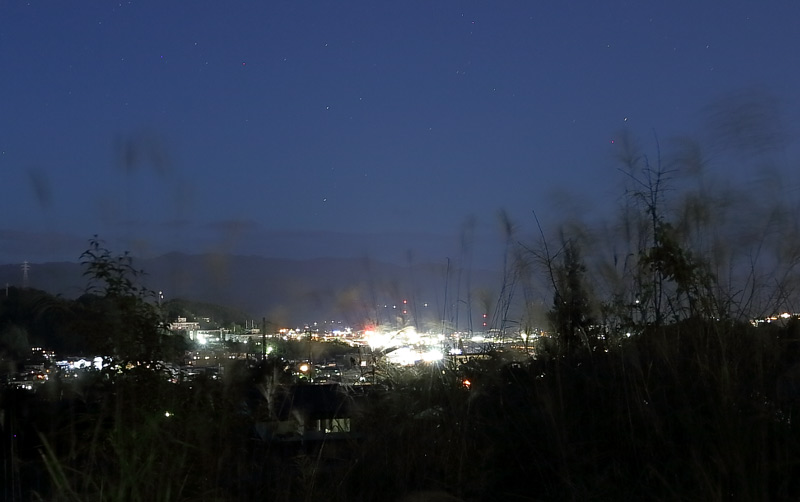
<box><xmin>252</xmin><ymin>382</ymin><xmax>371</xmax><ymax>460</ymax></box>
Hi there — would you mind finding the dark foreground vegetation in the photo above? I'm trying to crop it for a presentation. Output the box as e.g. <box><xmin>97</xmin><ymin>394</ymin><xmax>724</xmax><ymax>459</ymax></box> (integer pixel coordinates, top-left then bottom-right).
<box><xmin>3</xmin><ymin>318</ymin><xmax>800</xmax><ymax>501</ymax></box>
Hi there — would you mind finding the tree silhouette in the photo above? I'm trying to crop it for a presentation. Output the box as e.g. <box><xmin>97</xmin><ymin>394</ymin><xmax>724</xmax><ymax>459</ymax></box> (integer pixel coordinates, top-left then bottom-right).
<box><xmin>75</xmin><ymin>236</ymin><xmax>186</xmax><ymax>365</ymax></box>
<box><xmin>548</xmin><ymin>240</ymin><xmax>596</xmax><ymax>354</ymax></box>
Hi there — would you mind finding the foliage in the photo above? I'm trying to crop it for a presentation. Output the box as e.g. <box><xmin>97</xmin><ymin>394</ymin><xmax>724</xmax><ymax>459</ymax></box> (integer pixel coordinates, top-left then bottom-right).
<box><xmin>6</xmin><ymin>311</ymin><xmax>800</xmax><ymax>501</ymax></box>
<box><xmin>0</xmin><ymin>323</ymin><xmax>30</xmax><ymax>363</ymax></box>
<box><xmin>547</xmin><ymin>239</ymin><xmax>600</xmax><ymax>354</ymax></box>
<box><xmin>641</xmin><ymin>221</ymin><xmax>717</xmax><ymax>321</ymax></box>
<box><xmin>0</xmin><ymin>287</ymin><xmax>79</xmax><ymax>358</ymax></box>
<box><xmin>75</xmin><ymin>237</ymin><xmax>184</xmax><ymax>365</ymax></box>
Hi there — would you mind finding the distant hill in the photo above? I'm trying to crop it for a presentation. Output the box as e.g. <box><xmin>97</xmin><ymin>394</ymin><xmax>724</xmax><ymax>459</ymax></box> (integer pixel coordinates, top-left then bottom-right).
<box><xmin>0</xmin><ymin>253</ymin><xmax>508</xmax><ymax>328</ymax></box>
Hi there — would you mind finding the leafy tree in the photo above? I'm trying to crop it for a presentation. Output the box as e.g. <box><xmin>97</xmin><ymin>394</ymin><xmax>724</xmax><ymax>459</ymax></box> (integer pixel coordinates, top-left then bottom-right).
<box><xmin>0</xmin><ymin>323</ymin><xmax>30</xmax><ymax>363</ymax></box>
<box><xmin>641</xmin><ymin>221</ymin><xmax>717</xmax><ymax>321</ymax></box>
<box><xmin>0</xmin><ymin>286</ymin><xmax>80</xmax><ymax>356</ymax></box>
<box><xmin>548</xmin><ymin>240</ymin><xmax>598</xmax><ymax>353</ymax></box>
<box><xmin>74</xmin><ymin>237</ymin><xmax>186</xmax><ymax>365</ymax></box>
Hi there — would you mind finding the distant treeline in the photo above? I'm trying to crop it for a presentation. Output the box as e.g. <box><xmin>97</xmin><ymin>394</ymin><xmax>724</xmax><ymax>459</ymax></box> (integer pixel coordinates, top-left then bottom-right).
<box><xmin>0</xmin><ymin>285</ymin><xmax>248</xmax><ymax>366</ymax></box>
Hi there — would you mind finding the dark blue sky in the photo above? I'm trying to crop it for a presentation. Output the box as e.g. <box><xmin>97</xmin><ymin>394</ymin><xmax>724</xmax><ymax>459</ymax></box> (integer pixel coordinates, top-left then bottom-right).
<box><xmin>2</xmin><ymin>1</ymin><xmax>798</xmax><ymax>266</ymax></box>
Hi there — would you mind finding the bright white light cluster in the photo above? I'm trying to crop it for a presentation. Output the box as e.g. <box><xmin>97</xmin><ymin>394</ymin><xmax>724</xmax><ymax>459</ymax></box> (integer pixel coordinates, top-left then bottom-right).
<box><xmin>384</xmin><ymin>347</ymin><xmax>443</xmax><ymax>366</ymax></box>
<box><xmin>363</xmin><ymin>327</ymin><xmax>445</xmax><ymax>366</ymax></box>
<box><xmin>421</xmin><ymin>349</ymin><xmax>443</xmax><ymax>362</ymax></box>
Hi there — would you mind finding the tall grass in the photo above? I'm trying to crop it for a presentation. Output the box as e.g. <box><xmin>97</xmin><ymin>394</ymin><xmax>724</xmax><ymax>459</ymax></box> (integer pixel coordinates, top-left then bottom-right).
<box><xmin>4</xmin><ymin>319</ymin><xmax>799</xmax><ymax>501</ymax></box>
<box><xmin>318</xmin><ymin>320</ymin><xmax>800</xmax><ymax>501</ymax></box>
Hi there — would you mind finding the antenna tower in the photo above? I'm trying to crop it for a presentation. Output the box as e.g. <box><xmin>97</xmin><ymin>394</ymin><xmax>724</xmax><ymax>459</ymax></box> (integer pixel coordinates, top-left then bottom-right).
<box><xmin>21</xmin><ymin>261</ymin><xmax>30</xmax><ymax>289</ymax></box>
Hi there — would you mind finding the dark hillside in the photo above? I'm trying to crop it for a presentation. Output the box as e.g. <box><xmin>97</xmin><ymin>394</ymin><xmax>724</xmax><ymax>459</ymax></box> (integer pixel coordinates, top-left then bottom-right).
<box><xmin>0</xmin><ymin>253</ymin><xmax>504</xmax><ymax>326</ymax></box>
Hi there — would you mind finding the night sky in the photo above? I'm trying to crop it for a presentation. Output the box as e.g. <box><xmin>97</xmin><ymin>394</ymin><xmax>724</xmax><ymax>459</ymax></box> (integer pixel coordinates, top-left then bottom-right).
<box><xmin>2</xmin><ymin>1</ymin><xmax>798</xmax><ymax>266</ymax></box>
